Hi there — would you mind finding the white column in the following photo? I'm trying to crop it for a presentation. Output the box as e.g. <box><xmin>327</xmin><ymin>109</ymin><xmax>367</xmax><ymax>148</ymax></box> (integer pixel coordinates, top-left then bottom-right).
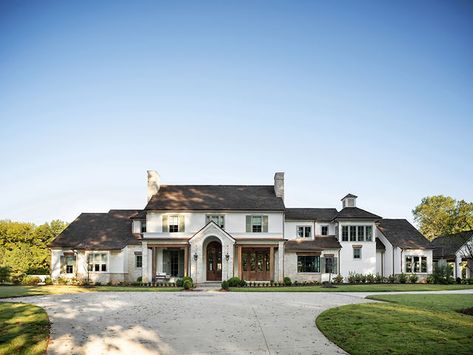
<box><xmin>142</xmin><ymin>241</ymin><xmax>149</xmax><ymax>282</ymax></box>
<box><xmin>278</xmin><ymin>241</ymin><xmax>285</xmax><ymax>282</ymax></box>
<box><xmin>455</xmin><ymin>253</ymin><xmax>462</xmax><ymax>279</ymax></box>
<box><xmin>466</xmin><ymin>259</ymin><xmax>472</xmax><ymax>279</ymax></box>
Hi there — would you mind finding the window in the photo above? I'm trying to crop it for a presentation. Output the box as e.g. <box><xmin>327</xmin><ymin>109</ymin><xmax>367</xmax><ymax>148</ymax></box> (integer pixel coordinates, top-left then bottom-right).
<box><xmin>342</xmin><ymin>226</ymin><xmax>348</xmax><ymax>241</ymax></box>
<box><xmin>353</xmin><ymin>247</ymin><xmax>362</xmax><ymax>259</ymax></box>
<box><xmin>297</xmin><ymin>226</ymin><xmax>312</xmax><ymax>238</ymax></box>
<box><xmin>206</xmin><ymin>215</ymin><xmax>225</xmax><ymax>229</ymax></box>
<box><xmin>252</xmin><ymin>216</ymin><xmax>262</xmax><ymax>233</ymax></box>
<box><xmin>366</xmin><ymin>226</ymin><xmax>373</xmax><ymax>241</ymax></box>
<box><xmin>357</xmin><ymin>226</ymin><xmax>365</xmax><ymax>241</ymax></box>
<box><xmin>297</xmin><ymin>255</ymin><xmax>320</xmax><ymax>273</ymax></box>
<box><xmin>350</xmin><ymin>226</ymin><xmax>357</xmax><ymax>241</ymax></box>
<box><xmin>65</xmin><ymin>255</ymin><xmax>74</xmax><ymax>274</ymax></box>
<box><xmin>87</xmin><ymin>253</ymin><xmax>108</xmax><ymax>272</ymax></box>
<box><xmin>405</xmin><ymin>256</ymin><xmax>427</xmax><ymax>273</ymax></box>
<box><xmin>135</xmin><ymin>254</ymin><xmax>142</xmax><ymax>268</ymax></box>
<box><xmin>169</xmin><ymin>216</ymin><xmax>179</xmax><ymax>233</ymax></box>
<box><xmin>325</xmin><ymin>256</ymin><xmax>334</xmax><ymax>273</ymax></box>
<box><xmin>141</xmin><ymin>220</ymin><xmax>146</xmax><ymax>233</ymax></box>
<box><xmin>321</xmin><ymin>226</ymin><xmax>328</xmax><ymax>236</ymax></box>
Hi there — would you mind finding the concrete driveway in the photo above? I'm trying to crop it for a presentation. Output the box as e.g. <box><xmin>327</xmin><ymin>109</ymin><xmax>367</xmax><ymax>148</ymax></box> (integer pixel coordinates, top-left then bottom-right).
<box><xmin>4</xmin><ymin>291</ymin><xmax>375</xmax><ymax>355</ymax></box>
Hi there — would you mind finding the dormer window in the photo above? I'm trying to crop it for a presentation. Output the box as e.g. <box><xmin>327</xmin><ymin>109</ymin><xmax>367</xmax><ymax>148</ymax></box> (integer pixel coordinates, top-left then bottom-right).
<box><xmin>297</xmin><ymin>226</ymin><xmax>311</xmax><ymax>238</ymax></box>
<box><xmin>321</xmin><ymin>226</ymin><xmax>328</xmax><ymax>236</ymax></box>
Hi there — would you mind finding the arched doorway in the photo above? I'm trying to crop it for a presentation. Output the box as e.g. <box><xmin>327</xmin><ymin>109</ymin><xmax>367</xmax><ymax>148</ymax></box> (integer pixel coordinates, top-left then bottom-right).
<box><xmin>206</xmin><ymin>240</ymin><xmax>222</xmax><ymax>281</ymax></box>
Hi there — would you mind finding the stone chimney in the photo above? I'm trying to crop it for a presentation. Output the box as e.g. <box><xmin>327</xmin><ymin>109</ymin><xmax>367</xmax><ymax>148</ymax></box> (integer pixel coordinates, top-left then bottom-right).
<box><xmin>274</xmin><ymin>172</ymin><xmax>284</xmax><ymax>201</ymax></box>
<box><xmin>341</xmin><ymin>193</ymin><xmax>357</xmax><ymax>208</ymax></box>
<box><xmin>147</xmin><ymin>170</ymin><xmax>160</xmax><ymax>202</ymax></box>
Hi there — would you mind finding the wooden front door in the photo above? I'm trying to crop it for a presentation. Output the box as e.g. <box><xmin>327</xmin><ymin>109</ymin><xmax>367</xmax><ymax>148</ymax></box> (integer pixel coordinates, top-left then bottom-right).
<box><xmin>242</xmin><ymin>248</ymin><xmax>271</xmax><ymax>281</ymax></box>
<box><xmin>206</xmin><ymin>241</ymin><xmax>222</xmax><ymax>281</ymax></box>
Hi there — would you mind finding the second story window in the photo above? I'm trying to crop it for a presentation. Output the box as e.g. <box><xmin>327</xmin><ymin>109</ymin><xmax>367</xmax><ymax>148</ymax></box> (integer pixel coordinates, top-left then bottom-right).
<box><xmin>206</xmin><ymin>215</ymin><xmax>225</xmax><ymax>229</ymax></box>
<box><xmin>349</xmin><ymin>226</ymin><xmax>357</xmax><ymax>241</ymax></box>
<box><xmin>169</xmin><ymin>216</ymin><xmax>179</xmax><ymax>233</ymax></box>
<box><xmin>342</xmin><ymin>226</ymin><xmax>348</xmax><ymax>241</ymax></box>
<box><xmin>353</xmin><ymin>247</ymin><xmax>362</xmax><ymax>259</ymax></box>
<box><xmin>297</xmin><ymin>226</ymin><xmax>311</xmax><ymax>238</ymax></box>
<box><xmin>141</xmin><ymin>220</ymin><xmax>146</xmax><ymax>233</ymax></box>
<box><xmin>321</xmin><ymin>226</ymin><xmax>328</xmax><ymax>236</ymax></box>
<box><xmin>246</xmin><ymin>215</ymin><xmax>268</xmax><ymax>233</ymax></box>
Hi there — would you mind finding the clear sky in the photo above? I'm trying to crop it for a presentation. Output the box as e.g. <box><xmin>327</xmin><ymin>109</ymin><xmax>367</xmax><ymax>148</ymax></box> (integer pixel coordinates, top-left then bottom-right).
<box><xmin>0</xmin><ymin>0</ymin><xmax>472</xmax><ymax>225</ymax></box>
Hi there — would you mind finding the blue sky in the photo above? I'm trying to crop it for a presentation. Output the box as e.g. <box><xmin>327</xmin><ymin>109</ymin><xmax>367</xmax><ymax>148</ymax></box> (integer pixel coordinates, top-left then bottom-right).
<box><xmin>0</xmin><ymin>0</ymin><xmax>472</xmax><ymax>224</ymax></box>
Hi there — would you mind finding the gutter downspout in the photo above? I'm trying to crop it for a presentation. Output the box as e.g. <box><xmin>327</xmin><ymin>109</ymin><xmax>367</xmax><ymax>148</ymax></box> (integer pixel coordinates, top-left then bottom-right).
<box><xmin>400</xmin><ymin>249</ymin><xmax>404</xmax><ymax>274</ymax></box>
<box><xmin>392</xmin><ymin>248</ymin><xmax>395</xmax><ymax>276</ymax></box>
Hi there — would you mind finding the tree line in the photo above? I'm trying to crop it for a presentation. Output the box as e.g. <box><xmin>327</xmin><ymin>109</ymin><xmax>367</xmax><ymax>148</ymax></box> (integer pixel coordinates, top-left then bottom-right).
<box><xmin>0</xmin><ymin>220</ymin><xmax>68</xmax><ymax>281</ymax></box>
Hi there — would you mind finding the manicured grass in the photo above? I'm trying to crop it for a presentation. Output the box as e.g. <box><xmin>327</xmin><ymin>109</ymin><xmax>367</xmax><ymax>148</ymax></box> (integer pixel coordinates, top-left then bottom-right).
<box><xmin>0</xmin><ymin>302</ymin><xmax>50</xmax><ymax>355</ymax></box>
<box><xmin>367</xmin><ymin>294</ymin><xmax>473</xmax><ymax>313</ymax></box>
<box><xmin>316</xmin><ymin>294</ymin><xmax>473</xmax><ymax>355</ymax></box>
<box><xmin>229</xmin><ymin>283</ymin><xmax>473</xmax><ymax>292</ymax></box>
<box><xmin>0</xmin><ymin>285</ymin><xmax>182</xmax><ymax>298</ymax></box>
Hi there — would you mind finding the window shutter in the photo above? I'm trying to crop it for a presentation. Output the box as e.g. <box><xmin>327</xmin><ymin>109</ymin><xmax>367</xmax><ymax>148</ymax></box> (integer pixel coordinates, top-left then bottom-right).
<box><xmin>263</xmin><ymin>216</ymin><xmax>268</xmax><ymax>232</ymax></box>
<box><xmin>179</xmin><ymin>215</ymin><xmax>185</xmax><ymax>232</ymax></box>
<box><xmin>246</xmin><ymin>216</ymin><xmax>251</xmax><ymax>232</ymax></box>
<box><xmin>333</xmin><ymin>257</ymin><xmax>338</xmax><ymax>274</ymax></box>
<box><xmin>60</xmin><ymin>256</ymin><xmax>66</xmax><ymax>274</ymax></box>
<box><xmin>320</xmin><ymin>257</ymin><xmax>325</xmax><ymax>273</ymax></box>
<box><xmin>162</xmin><ymin>215</ymin><xmax>168</xmax><ymax>232</ymax></box>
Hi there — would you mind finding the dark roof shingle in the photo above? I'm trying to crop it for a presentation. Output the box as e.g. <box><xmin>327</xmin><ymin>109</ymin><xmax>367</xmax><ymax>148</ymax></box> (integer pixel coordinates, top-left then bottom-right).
<box><xmin>285</xmin><ymin>237</ymin><xmax>341</xmax><ymax>251</ymax></box>
<box><xmin>145</xmin><ymin>185</ymin><xmax>285</xmax><ymax>211</ymax></box>
<box><xmin>431</xmin><ymin>231</ymin><xmax>473</xmax><ymax>260</ymax></box>
<box><xmin>285</xmin><ymin>208</ymin><xmax>338</xmax><ymax>221</ymax></box>
<box><xmin>49</xmin><ymin>210</ymin><xmax>141</xmax><ymax>250</ymax></box>
<box><xmin>335</xmin><ymin>207</ymin><xmax>381</xmax><ymax>220</ymax></box>
<box><xmin>377</xmin><ymin>219</ymin><xmax>431</xmax><ymax>249</ymax></box>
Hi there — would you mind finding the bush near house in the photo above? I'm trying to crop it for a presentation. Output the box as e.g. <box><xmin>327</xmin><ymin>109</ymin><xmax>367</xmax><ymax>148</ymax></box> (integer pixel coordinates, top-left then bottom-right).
<box><xmin>227</xmin><ymin>277</ymin><xmax>246</xmax><ymax>287</ymax></box>
<box><xmin>21</xmin><ymin>276</ymin><xmax>41</xmax><ymax>286</ymax></box>
<box><xmin>183</xmin><ymin>279</ymin><xmax>192</xmax><ymax>290</ymax></box>
<box><xmin>221</xmin><ymin>280</ymin><xmax>229</xmax><ymax>290</ymax></box>
<box><xmin>283</xmin><ymin>277</ymin><xmax>292</xmax><ymax>286</ymax></box>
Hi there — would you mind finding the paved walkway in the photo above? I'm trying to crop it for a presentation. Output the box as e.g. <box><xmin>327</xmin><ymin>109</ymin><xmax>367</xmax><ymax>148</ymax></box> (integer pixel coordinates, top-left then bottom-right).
<box><xmin>4</xmin><ymin>290</ymin><xmax>472</xmax><ymax>355</ymax></box>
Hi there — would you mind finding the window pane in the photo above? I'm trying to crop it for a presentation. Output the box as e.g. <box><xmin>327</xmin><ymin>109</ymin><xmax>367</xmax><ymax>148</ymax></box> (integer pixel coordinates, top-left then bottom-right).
<box><xmin>353</xmin><ymin>248</ymin><xmax>361</xmax><ymax>259</ymax></box>
<box><xmin>297</xmin><ymin>227</ymin><xmax>304</xmax><ymax>238</ymax></box>
<box><xmin>95</xmin><ymin>264</ymin><xmax>100</xmax><ymax>272</ymax></box>
<box><xmin>322</xmin><ymin>226</ymin><xmax>328</xmax><ymax>235</ymax></box>
<box><xmin>358</xmin><ymin>226</ymin><xmax>364</xmax><ymax>241</ymax></box>
<box><xmin>101</xmin><ymin>264</ymin><xmax>107</xmax><ymax>272</ymax></box>
<box><xmin>366</xmin><ymin>226</ymin><xmax>373</xmax><ymax>241</ymax></box>
<box><xmin>421</xmin><ymin>257</ymin><xmax>427</xmax><ymax>273</ymax></box>
<box><xmin>350</xmin><ymin>226</ymin><xmax>357</xmax><ymax>241</ymax></box>
<box><xmin>305</xmin><ymin>227</ymin><xmax>311</xmax><ymax>238</ymax></box>
<box><xmin>101</xmin><ymin>254</ymin><xmax>107</xmax><ymax>263</ymax></box>
<box><xmin>342</xmin><ymin>226</ymin><xmax>349</xmax><ymax>241</ymax></box>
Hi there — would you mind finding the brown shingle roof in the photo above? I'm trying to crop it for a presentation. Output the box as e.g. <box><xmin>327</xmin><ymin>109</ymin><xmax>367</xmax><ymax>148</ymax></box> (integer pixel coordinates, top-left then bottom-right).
<box><xmin>285</xmin><ymin>208</ymin><xmax>338</xmax><ymax>221</ymax></box>
<box><xmin>335</xmin><ymin>207</ymin><xmax>381</xmax><ymax>220</ymax></box>
<box><xmin>285</xmin><ymin>237</ymin><xmax>341</xmax><ymax>251</ymax></box>
<box><xmin>431</xmin><ymin>231</ymin><xmax>473</xmax><ymax>260</ymax></box>
<box><xmin>145</xmin><ymin>185</ymin><xmax>285</xmax><ymax>211</ymax></box>
<box><xmin>49</xmin><ymin>210</ymin><xmax>141</xmax><ymax>250</ymax></box>
<box><xmin>377</xmin><ymin>219</ymin><xmax>431</xmax><ymax>249</ymax></box>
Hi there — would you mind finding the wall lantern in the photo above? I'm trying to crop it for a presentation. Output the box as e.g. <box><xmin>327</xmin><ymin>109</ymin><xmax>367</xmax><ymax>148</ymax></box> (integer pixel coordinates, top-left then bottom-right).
<box><xmin>225</xmin><ymin>253</ymin><xmax>230</xmax><ymax>261</ymax></box>
<box><xmin>193</xmin><ymin>253</ymin><xmax>198</xmax><ymax>261</ymax></box>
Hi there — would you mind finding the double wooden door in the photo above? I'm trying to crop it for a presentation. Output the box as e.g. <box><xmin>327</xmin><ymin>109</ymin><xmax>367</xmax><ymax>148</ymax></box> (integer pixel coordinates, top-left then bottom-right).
<box><xmin>206</xmin><ymin>241</ymin><xmax>222</xmax><ymax>281</ymax></box>
<box><xmin>241</xmin><ymin>248</ymin><xmax>271</xmax><ymax>281</ymax></box>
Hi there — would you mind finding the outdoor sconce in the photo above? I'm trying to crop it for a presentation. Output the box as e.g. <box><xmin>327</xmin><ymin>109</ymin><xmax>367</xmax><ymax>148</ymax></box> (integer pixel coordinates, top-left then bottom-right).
<box><xmin>193</xmin><ymin>253</ymin><xmax>198</xmax><ymax>261</ymax></box>
<box><xmin>225</xmin><ymin>253</ymin><xmax>230</xmax><ymax>261</ymax></box>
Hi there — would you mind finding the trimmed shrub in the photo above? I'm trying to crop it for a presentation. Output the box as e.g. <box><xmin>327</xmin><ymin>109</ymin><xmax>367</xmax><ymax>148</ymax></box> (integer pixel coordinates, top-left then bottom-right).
<box><xmin>432</xmin><ymin>264</ymin><xmax>454</xmax><ymax>284</ymax></box>
<box><xmin>375</xmin><ymin>274</ymin><xmax>384</xmax><ymax>283</ymax></box>
<box><xmin>176</xmin><ymin>278</ymin><xmax>183</xmax><ymax>287</ymax></box>
<box><xmin>221</xmin><ymin>280</ymin><xmax>229</xmax><ymax>290</ymax></box>
<box><xmin>366</xmin><ymin>274</ymin><xmax>375</xmax><ymax>284</ymax></box>
<box><xmin>137</xmin><ymin>276</ymin><xmax>142</xmax><ymax>282</ymax></box>
<box><xmin>182</xmin><ymin>276</ymin><xmax>193</xmax><ymax>285</ymax></box>
<box><xmin>409</xmin><ymin>274</ymin><xmax>418</xmax><ymax>284</ymax></box>
<box><xmin>387</xmin><ymin>275</ymin><xmax>396</xmax><ymax>283</ymax></box>
<box><xmin>0</xmin><ymin>266</ymin><xmax>11</xmax><ymax>283</ymax></box>
<box><xmin>44</xmin><ymin>276</ymin><xmax>53</xmax><ymax>285</ymax></box>
<box><xmin>227</xmin><ymin>277</ymin><xmax>243</xmax><ymax>287</ymax></box>
<box><xmin>183</xmin><ymin>279</ymin><xmax>192</xmax><ymax>290</ymax></box>
<box><xmin>398</xmin><ymin>273</ymin><xmax>408</xmax><ymax>284</ymax></box>
<box><xmin>283</xmin><ymin>277</ymin><xmax>292</xmax><ymax>286</ymax></box>
<box><xmin>22</xmin><ymin>275</ymin><xmax>41</xmax><ymax>285</ymax></box>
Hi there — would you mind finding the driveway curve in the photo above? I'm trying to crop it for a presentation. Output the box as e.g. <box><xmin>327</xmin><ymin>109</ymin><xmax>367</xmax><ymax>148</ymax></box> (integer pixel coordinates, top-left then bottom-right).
<box><xmin>5</xmin><ymin>291</ymin><xmax>373</xmax><ymax>355</ymax></box>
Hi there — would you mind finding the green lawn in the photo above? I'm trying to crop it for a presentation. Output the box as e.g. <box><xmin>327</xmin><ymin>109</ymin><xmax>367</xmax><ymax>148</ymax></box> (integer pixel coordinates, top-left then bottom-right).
<box><xmin>229</xmin><ymin>283</ymin><xmax>473</xmax><ymax>292</ymax></box>
<box><xmin>0</xmin><ymin>302</ymin><xmax>50</xmax><ymax>355</ymax></box>
<box><xmin>316</xmin><ymin>294</ymin><xmax>473</xmax><ymax>355</ymax></box>
<box><xmin>0</xmin><ymin>285</ymin><xmax>182</xmax><ymax>298</ymax></box>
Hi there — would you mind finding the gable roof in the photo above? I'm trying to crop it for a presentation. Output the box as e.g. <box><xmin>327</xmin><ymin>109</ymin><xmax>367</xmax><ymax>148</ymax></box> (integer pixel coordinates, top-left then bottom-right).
<box><xmin>285</xmin><ymin>208</ymin><xmax>338</xmax><ymax>221</ymax></box>
<box><xmin>285</xmin><ymin>237</ymin><xmax>341</xmax><ymax>251</ymax></box>
<box><xmin>145</xmin><ymin>185</ymin><xmax>285</xmax><ymax>211</ymax></box>
<box><xmin>334</xmin><ymin>207</ymin><xmax>381</xmax><ymax>220</ymax></box>
<box><xmin>430</xmin><ymin>230</ymin><xmax>473</xmax><ymax>260</ymax></box>
<box><xmin>377</xmin><ymin>219</ymin><xmax>431</xmax><ymax>249</ymax></box>
<box><xmin>341</xmin><ymin>193</ymin><xmax>358</xmax><ymax>200</ymax></box>
<box><xmin>49</xmin><ymin>210</ymin><xmax>141</xmax><ymax>250</ymax></box>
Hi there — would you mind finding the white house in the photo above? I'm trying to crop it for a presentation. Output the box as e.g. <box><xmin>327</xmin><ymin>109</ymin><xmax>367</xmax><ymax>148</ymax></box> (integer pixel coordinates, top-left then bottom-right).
<box><xmin>431</xmin><ymin>231</ymin><xmax>473</xmax><ymax>279</ymax></box>
<box><xmin>50</xmin><ymin>170</ymin><xmax>433</xmax><ymax>284</ymax></box>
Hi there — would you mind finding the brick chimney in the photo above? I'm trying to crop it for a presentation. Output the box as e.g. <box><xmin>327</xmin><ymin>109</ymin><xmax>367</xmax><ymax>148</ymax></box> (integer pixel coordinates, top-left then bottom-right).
<box><xmin>147</xmin><ymin>170</ymin><xmax>160</xmax><ymax>202</ymax></box>
<box><xmin>274</xmin><ymin>172</ymin><xmax>284</xmax><ymax>201</ymax></box>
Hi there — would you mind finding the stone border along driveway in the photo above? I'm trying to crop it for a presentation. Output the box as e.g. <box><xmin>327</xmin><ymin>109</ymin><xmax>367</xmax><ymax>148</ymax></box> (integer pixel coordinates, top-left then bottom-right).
<box><xmin>3</xmin><ymin>290</ymin><xmax>472</xmax><ymax>355</ymax></box>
